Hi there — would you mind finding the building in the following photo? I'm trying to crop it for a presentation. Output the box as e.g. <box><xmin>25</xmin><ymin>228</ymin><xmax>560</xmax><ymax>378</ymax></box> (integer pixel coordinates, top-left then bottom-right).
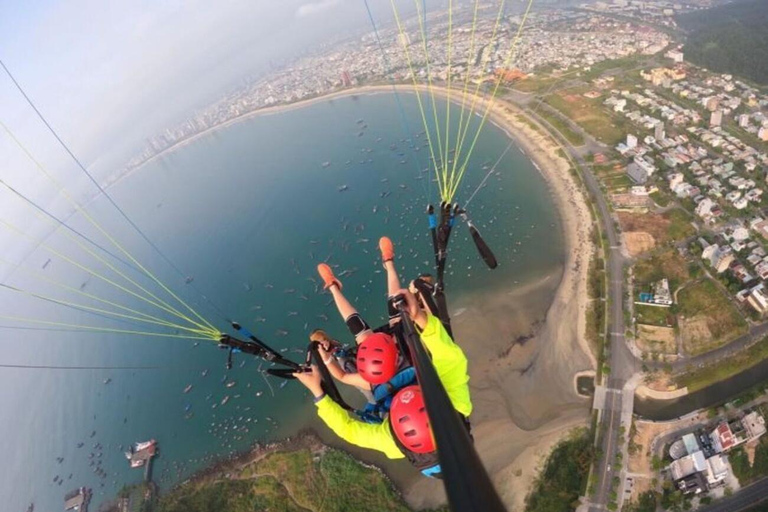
<box><xmin>710</xmin><ymin>110</ymin><xmax>723</xmax><ymax>128</ymax></box>
<box><xmin>666</xmin><ymin>49</ymin><xmax>684</xmax><ymax>63</ymax></box>
<box><xmin>654</xmin><ymin>121</ymin><xmax>665</xmax><ymax>141</ymax></box>
<box><xmin>743</xmin><ymin>411</ymin><xmax>768</xmax><ymax>439</ymax></box>
<box><xmin>340</xmin><ymin>70</ymin><xmax>352</xmax><ymax>87</ymax></box>
<box><xmin>627</xmin><ymin>162</ymin><xmax>649</xmax><ymax>184</ymax></box>
<box><xmin>739</xmin><ymin>114</ymin><xmax>750</xmax><ymax>128</ymax></box>
<box><xmin>64</xmin><ymin>487</ymin><xmax>91</xmax><ymax>512</ymax></box>
<box><xmin>626</xmin><ymin>133</ymin><xmax>638</xmax><ymax>149</ymax></box>
<box><xmin>705</xmin><ymin>455</ymin><xmax>728</xmax><ymax>486</ymax></box>
<box><xmin>677</xmin><ymin>472</ymin><xmax>707</xmax><ymax>495</ymax></box>
<box><xmin>670</xmin><ymin>450</ymin><xmax>707</xmax><ymax>480</ymax></box>
<box><xmin>747</xmin><ymin>288</ymin><xmax>768</xmax><ymax>314</ymax></box>
<box><xmin>759</xmin><ymin>126</ymin><xmax>768</xmax><ymax>142</ymax></box>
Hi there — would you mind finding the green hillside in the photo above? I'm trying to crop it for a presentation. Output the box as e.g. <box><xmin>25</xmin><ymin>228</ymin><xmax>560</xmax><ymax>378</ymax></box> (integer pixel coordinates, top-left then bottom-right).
<box><xmin>677</xmin><ymin>0</ymin><xmax>768</xmax><ymax>85</ymax></box>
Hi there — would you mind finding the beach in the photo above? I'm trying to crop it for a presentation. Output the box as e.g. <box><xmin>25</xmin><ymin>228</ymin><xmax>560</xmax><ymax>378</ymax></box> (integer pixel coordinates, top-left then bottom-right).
<box><xmin>120</xmin><ymin>84</ymin><xmax>599</xmax><ymax>510</ymax></box>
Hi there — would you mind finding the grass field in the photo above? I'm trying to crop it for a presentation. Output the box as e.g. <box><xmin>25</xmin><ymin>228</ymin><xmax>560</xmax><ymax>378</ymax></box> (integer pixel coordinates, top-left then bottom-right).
<box><xmin>513</xmin><ymin>76</ymin><xmax>559</xmax><ymax>93</ymax></box>
<box><xmin>535</xmin><ymin>109</ymin><xmax>585</xmax><ymax>146</ymax></box>
<box><xmin>617</xmin><ymin>209</ymin><xmax>696</xmax><ymax>247</ymax></box>
<box><xmin>676</xmin><ymin>335</ymin><xmax>768</xmax><ymax>392</ymax></box>
<box><xmin>677</xmin><ymin>279</ymin><xmax>747</xmax><ymax>356</ymax></box>
<box><xmin>154</xmin><ymin>447</ymin><xmax>446</xmax><ymax>512</ymax></box>
<box><xmin>633</xmin><ymin>249</ymin><xmax>691</xmax><ymax>292</ymax></box>
<box><xmin>635</xmin><ymin>304</ymin><xmax>675</xmax><ymax>328</ymax></box>
<box><xmin>544</xmin><ymin>89</ymin><xmax>627</xmax><ymax>145</ymax></box>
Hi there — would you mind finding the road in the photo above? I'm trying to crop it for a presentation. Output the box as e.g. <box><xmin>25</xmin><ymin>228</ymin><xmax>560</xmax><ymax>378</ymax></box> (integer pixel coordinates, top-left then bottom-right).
<box><xmin>699</xmin><ymin>478</ymin><xmax>768</xmax><ymax>512</ymax></box>
<box><xmin>519</xmin><ymin>100</ymin><xmax>639</xmax><ymax>511</ymax></box>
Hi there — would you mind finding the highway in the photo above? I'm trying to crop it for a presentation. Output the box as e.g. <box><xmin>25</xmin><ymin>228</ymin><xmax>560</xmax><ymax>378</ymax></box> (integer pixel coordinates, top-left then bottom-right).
<box><xmin>520</xmin><ymin>100</ymin><xmax>640</xmax><ymax>511</ymax></box>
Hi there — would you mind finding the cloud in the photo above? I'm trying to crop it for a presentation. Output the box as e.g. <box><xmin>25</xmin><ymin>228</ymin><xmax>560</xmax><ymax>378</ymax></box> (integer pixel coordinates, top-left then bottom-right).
<box><xmin>295</xmin><ymin>0</ymin><xmax>342</xmax><ymax>18</ymax></box>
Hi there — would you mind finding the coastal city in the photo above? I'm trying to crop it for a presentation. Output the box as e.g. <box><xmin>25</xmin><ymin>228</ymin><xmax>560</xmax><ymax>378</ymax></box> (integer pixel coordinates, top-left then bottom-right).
<box><xmin>91</xmin><ymin>1</ymin><xmax>768</xmax><ymax>511</ymax></box>
<box><xmin>6</xmin><ymin>0</ymin><xmax>768</xmax><ymax>512</ymax></box>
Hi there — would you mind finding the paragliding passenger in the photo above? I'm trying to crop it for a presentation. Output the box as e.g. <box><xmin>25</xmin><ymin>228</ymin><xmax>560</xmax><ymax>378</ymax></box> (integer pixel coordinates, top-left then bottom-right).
<box><xmin>294</xmin><ymin>289</ymin><xmax>472</xmax><ymax>478</ymax></box>
<box><xmin>317</xmin><ymin>236</ymin><xmax>402</xmax><ymax>343</ymax></box>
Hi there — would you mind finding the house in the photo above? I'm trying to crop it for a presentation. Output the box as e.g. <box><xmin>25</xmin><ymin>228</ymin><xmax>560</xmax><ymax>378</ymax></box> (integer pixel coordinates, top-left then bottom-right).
<box><xmin>747</xmin><ymin>288</ymin><xmax>768</xmax><ymax>314</ymax></box>
<box><xmin>670</xmin><ymin>451</ymin><xmax>707</xmax><ymax>480</ymax></box>
<box><xmin>627</xmin><ymin>163</ymin><xmax>650</xmax><ymax>184</ymax></box>
<box><xmin>744</xmin><ymin>411</ymin><xmax>768</xmax><ymax>439</ymax></box>
<box><xmin>705</xmin><ymin>455</ymin><xmax>728</xmax><ymax>486</ymax></box>
<box><xmin>677</xmin><ymin>472</ymin><xmax>707</xmax><ymax>495</ymax></box>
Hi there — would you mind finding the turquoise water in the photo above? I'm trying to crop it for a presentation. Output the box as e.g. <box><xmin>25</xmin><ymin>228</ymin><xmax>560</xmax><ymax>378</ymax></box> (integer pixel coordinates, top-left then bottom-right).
<box><xmin>0</xmin><ymin>92</ymin><xmax>564</xmax><ymax>511</ymax></box>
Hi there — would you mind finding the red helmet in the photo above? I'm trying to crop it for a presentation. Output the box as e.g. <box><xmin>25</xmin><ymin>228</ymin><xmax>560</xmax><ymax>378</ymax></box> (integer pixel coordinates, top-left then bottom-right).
<box><xmin>356</xmin><ymin>332</ymin><xmax>398</xmax><ymax>384</ymax></box>
<box><xmin>389</xmin><ymin>385</ymin><xmax>435</xmax><ymax>454</ymax></box>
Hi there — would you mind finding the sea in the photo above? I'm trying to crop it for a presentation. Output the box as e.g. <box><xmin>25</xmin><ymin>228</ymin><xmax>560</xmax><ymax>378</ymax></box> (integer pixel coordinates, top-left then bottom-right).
<box><xmin>0</xmin><ymin>91</ymin><xmax>565</xmax><ymax>512</ymax></box>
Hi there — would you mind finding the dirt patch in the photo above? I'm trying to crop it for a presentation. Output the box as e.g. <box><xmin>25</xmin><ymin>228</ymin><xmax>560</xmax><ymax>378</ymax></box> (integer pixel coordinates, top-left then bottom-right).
<box><xmin>636</xmin><ymin>324</ymin><xmax>676</xmax><ymax>355</ymax></box>
<box><xmin>625</xmin><ymin>232</ymin><xmax>656</xmax><ymax>256</ymax></box>
<box><xmin>643</xmin><ymin>372</ymin><xmax>681</xmax><ymax>393</ymax></box>
<box><xmin>680</xmin><ymin>315</ymin><xmax>714</xmax><ymax>353</ymax></box>
<box><xmin>746</xmin><ymin>439</ymin><xmax>759</xmax><ymax>467</ymax></box>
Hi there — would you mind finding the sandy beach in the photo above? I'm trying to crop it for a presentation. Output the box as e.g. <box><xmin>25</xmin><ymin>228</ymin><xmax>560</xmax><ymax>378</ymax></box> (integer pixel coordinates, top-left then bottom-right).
<box><xmin>128</xmin><ymin>84</ymin><xmax>599</xmax><ymax>510</ymax></box>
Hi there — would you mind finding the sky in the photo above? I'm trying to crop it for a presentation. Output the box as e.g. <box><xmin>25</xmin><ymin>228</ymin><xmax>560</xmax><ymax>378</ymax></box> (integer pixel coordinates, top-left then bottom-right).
<box><xmin>0</xmin><ymin>1</ymin><xmax>446</xmax><ymax>178</ymax></box>
<box><xmin>0</xmin><ymin>0</ymin><xmax>462</xmax><ymax>266</ymax></box>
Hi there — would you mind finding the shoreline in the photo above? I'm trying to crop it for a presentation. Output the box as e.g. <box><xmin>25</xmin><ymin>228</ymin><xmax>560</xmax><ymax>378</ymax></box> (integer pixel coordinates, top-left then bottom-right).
<box><xmin>118</xmin><ymin>84</ymin><xmax>599</xmax><ymax>511</ymax></box>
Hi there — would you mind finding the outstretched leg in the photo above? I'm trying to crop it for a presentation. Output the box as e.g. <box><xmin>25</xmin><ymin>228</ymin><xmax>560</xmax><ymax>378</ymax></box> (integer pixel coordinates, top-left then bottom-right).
<box><xmin>380</xmin><ymin>237</ymin><xmax>403</xmax><ymax>324</ymax></box>
<box><xmin>380</xmin><ymin>236</ymin><xmax>401</xmax><ymax>296</ymax></box>
<box><xmin>317</xmin><ymin>263</ymin><xmax>372</xmax><ymax>343</ymax></box>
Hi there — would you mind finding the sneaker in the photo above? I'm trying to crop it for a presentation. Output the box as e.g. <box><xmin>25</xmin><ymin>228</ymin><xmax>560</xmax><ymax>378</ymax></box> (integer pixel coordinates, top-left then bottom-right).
<box><xmin>379</xmin><ymin>236</ymin><xmax>395</xmax><ymax>263</ymax></box>
<box><xmin>317</xmin><ymin>263</ymin><xmax>342</xmax><ymax>290</ymax></box>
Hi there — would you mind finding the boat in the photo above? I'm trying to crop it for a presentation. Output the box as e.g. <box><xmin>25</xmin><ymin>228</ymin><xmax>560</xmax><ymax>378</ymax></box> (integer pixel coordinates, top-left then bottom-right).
<box><xmin>226</xmin><ymin>381</ymin><xmax>237</xmax><ymax>388</ymax></box>
<box><xmin>321</xmin><ymin>161</ymin><xmax>331</xmax><ymax>168</ymax></box>
<box><xmin>103</xmin><ymin>378</ymin><xmax>111</xmax><ymax>385</ymax></box>
<box><xmin>201</xmin><ymin>369</ymin><xmax>208</xmax><ymax>377</ymax></box>
<box><xmin>183</xmin><ymin>384</ymin><xmax>193</xmax><ymax>393</ymax></box>
<box><xmin>338</xmin><ymin>185</ymin><xmax>349</xmax><ymax>192</ymax></box>
<box><xmin>185</xmin><ymin>276</ymin><xmax>194</xmax><ymax>284</ymax></box>
<box><xmin>221</xmin><ymin>396</ymin><xmax>230</xmax><ymax>406</ymax></box>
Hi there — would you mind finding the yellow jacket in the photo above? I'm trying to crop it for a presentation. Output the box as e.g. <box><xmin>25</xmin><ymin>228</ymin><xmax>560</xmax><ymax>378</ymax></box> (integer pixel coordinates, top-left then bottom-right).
<box><xmin>315</xmin><ymin>314</ymin><xmax>472</xmax><ymax>459</ymax></box>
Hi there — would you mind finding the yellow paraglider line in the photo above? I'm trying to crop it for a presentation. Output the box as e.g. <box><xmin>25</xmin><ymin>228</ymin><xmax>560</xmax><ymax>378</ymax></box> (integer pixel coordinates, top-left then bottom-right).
<box><xmin>0</xmin><ymin>217</ymin><xmax>211</xmax><ymax>332</ymax></box>
<box><xmin>448</xmin><ymin>0</ymin><xmax>535</xmax><ymax>201</ymax></box>
<box><xmin>0</xmin><ymin>181</ymin><xmax>212</xmax><ymax>332</ymax></box>
<box><xmin>389</xmin><ymin>0</ymin><xmax>445</xmax><ymax>199</ymax></box>
<box><xmin>443</xmin><ymin>0</ymin><xmax>454</xmax><ymax>201</ymax></box>
<box><xmin>449</xmin><ymin>0</ymin><xmax>507</xmax><ymax>194</ymax></box>
<box><xmin>0</xmin><ymin>256</ymin><xmax>209</xmax><ymax>334</ymax></box>
<box><xmin>0</xmin><ymin>119</ymin><xmax>218</xmax><ymax>333</ymax></box>
<box><xmin>0</xmin><ymin>314</ymin><xmax>218</xmax><ymax>340</ymax></box>
<box><xmin>0</xmin><ymin>282</ymin><xmax>217</xmax><ymax>337</ymax></box>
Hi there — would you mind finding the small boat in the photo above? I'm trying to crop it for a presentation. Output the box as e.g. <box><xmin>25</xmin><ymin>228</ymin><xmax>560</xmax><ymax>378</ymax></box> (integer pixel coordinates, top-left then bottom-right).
<box><xmin>255</xmin><ymin>391</ymin><xmax>263</xmax><ymax>397</ymax></box>
<box><xmin>103</xmin><ymin>378</ymin><xmax>111</xmax><ymax>385</ymax></box>
<box><xmin>321</xmin><ymin>161</ymin><xmax>331</xmax><ymax>168</ymax></box>
<box><xmin>221</xmin><ymin>396</ymin><xmax>230</xmax><ymax>406</ymax></box>
<box><xmin>183</xmin><ymin>384</ymin><xmax>193</xmax><ymax>394</ymax></box>
<box><xmin>201</xmin><ymin>369</ymin><xmax>208</xmax><ymax>377</ymax></box>
<box><xmin>184</xmin><ymin>404</ymin><xmax>192</xmax><ymax>412</ymax></box>
<box><xmin>185</xmin><ymin>276</ymin><xmax>194</xmax><ymax>284</ymax></box>
<box><xmin>338</xmin><ymin>185</ymin><xmax>349</xmax><ymax>192</ymax></box>
<box><xmin>226</xmin><ymin>381</ymin><xmax>237</xmax><ymax>388</ymax></box>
